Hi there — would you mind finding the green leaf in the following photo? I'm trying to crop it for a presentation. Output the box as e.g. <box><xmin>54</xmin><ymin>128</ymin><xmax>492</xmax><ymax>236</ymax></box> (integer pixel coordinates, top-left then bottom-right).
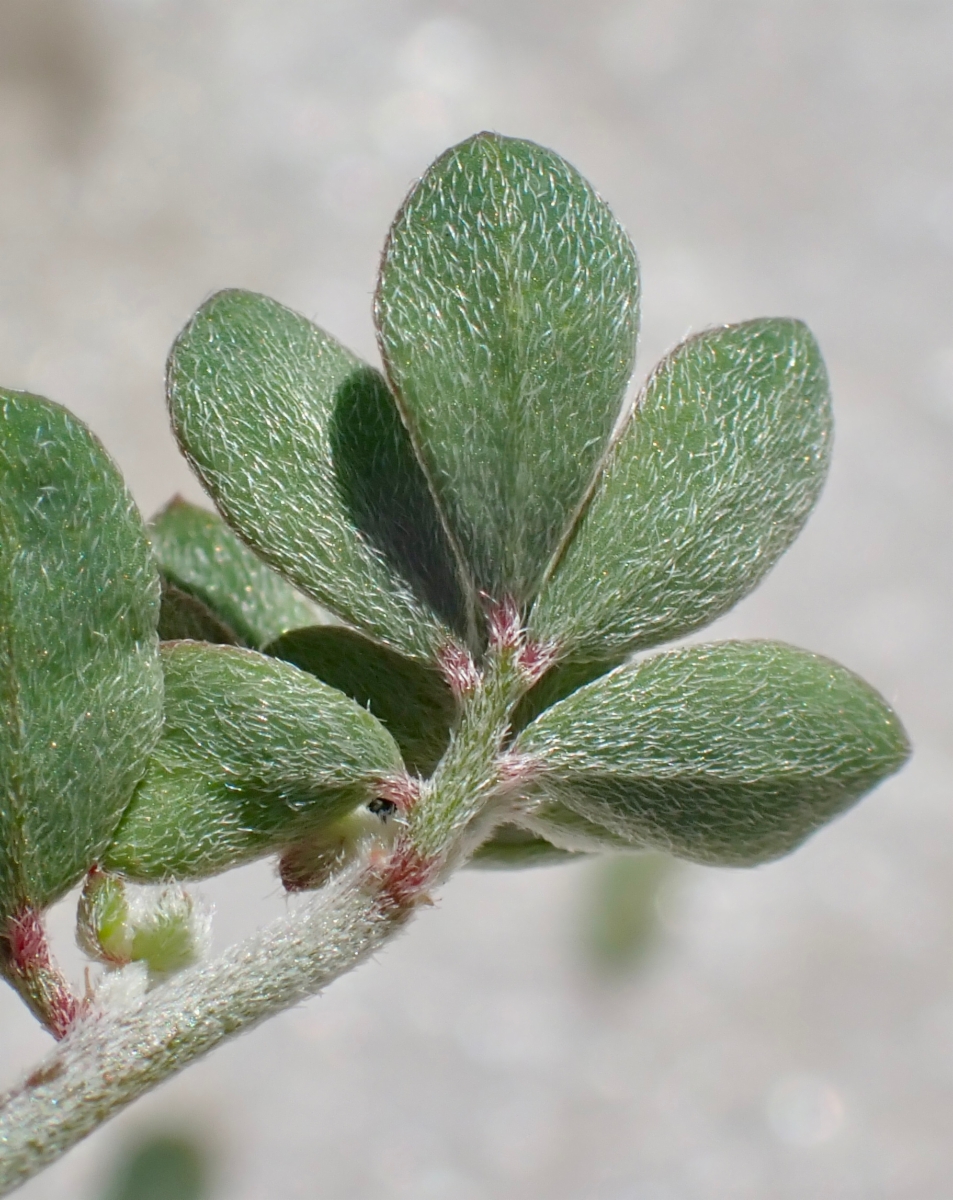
<box><xmin>167</xmin><ymin>290</ymin><xmax>468</xmax><ymax>661</ymax></box>
<box><xmin>157</xmin><ymin>580</ymin><xmax>241</xmax><ymax>645</ymax></box>
<box><xmin>0</xmin><ymin>391</ymin><xmax>163</xmax><ymax>923</ymax></box>
<box><xmin>512</xmin><ymin>641</ymin><xmax>909</xmax><ymax>866</ymax></box>
<box><xmin>265</xmin><ymin>625</ymin><xmax>456</xmax><ymax>777</ymax></box>
<box><xmin>149</xmin><ymin>497</ymin><xmax>326</xmax><ymax>649</ymax></box>
<box><xmin>508</xmin><ymin>657</ymin><xmax>614</xmax><ymax>738</ymax></box>
<box><xmin>466</xmin><ymin>824</ymin><xmax>584</xmax><ymax>870</ymax></box>
<box><xmin>529</xmin><ymin>319</ymin><xmax>832</xmax><ymax>662</ymax></box>
<box><xmin>103</xmin><ymin>642</ymin><xmax>406</xmax><ymax>881</ymax></box>
<box><xmin>375</xmin><ymin>132</ymin><xmax>640</xmax><ymax>609</ymax></box>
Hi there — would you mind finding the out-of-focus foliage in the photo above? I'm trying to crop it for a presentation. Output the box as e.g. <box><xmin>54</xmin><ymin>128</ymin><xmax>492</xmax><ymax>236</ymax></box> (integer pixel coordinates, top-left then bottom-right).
<box><xmin>98</xmin><ymin>1131</ymin><xmax>211</xmax><ymax>1200</ymax></box>
<box><xmin>581</xmin><ymin>853</ymin><xmax>674</xmax><ymax>974</ymax></box>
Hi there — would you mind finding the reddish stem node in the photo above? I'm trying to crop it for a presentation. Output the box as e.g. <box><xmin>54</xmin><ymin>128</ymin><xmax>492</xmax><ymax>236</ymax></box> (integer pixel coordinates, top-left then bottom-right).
<box><xmin>438</xmin><ymin>641</ymin><xmax>480</xmax><ymax>699</ymax></box>
<box><xmin>483</xmin><ymin>595</ymin><xmax>556</xmax><ymax>685</ymax></box>
<box><xmin>2</xmin><ymin>907</ymin><xmax>81</xmax><ymax>1040</ymax></box>
<box><xmin>497</xmin><ymin>750</ymin><xmax>542</xmax><ymax>791</ymax></box>
<box><xmin>485</xmin><ymin>595</ymin><xmax>522</xmax><ymax>653</ymax></box>
<box><xmin>516</xmin><ymin>638</ymin><xmax>557</xmax><ymax>686</ymax></box>
<box><xmin>377</xmin><ymin>773</ymin><xmax>422</xmax><ymax>813</ymax></box>
<box><xmin>6</xmin><ymin>908</ymin><xmax>48</xmax><ymax>971</ymax></box>
<box><xmin>375</xmin><ymin>841</ymin><xmax>437</xmax><ymax>912</ymax></box>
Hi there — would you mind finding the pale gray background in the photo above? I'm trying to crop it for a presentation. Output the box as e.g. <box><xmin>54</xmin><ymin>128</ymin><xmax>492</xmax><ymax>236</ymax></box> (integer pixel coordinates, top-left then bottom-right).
<box><xmin>1</xmin><ymin>1</ymin><xmax>950</xmax><ymax>1197</ymax></box>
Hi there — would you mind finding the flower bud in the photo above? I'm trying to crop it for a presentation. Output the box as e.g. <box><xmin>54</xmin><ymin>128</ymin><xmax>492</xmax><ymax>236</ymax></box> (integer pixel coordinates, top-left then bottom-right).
<box><xmin>77</xmin><ymin>868</ymin><xmax>210</xmax><ymax>976</ymax></box>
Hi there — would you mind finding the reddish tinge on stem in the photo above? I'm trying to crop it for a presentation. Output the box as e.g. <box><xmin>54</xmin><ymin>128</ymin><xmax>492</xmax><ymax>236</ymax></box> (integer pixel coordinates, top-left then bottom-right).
<box><xmin>485</xmin><ymin>595</ymin><xmax>556</xmax><ymax>685</ymax></box>
<box><xmin>1</xmin><ymin>907</ymin><xmax>81</xmax><ymax>1040</ymax></box>
<box><xmin>374</xmin><ymin>840</ymin><xmax>436</xmax><ymax>911</ymax></box>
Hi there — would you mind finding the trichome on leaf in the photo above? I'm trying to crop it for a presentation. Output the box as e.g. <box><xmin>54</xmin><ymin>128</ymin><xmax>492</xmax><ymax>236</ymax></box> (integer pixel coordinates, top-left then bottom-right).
<box><xmin>0</xmin><ymin>132</ymin><xmax>909</xmax><ymax>1188</ymax></box>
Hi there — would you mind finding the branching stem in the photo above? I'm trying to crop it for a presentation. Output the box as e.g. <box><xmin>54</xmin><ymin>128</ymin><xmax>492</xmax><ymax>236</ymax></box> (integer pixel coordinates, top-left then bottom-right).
<box><xmin>414</xmin><ymin>647</ymin><xmax>528</xmax><ymax>863</ymax></box>
<box><xmin>0</xmin><ymin>864</ymin><xmax>412</xmax><ymax>1194</ymax></box>
<box><xmin>0</xmin><ymin>645</ymin><xmax>530</xmax><ymax>1194</ymax></box>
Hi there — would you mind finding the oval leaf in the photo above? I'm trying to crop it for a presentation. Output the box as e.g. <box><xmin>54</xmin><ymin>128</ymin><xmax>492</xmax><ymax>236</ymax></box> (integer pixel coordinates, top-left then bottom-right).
<box><xmin>529</xmin><ymin>319</ymin><xmax>832</xmax><ymax>662</ymax></box>
<box><xmin>103</xmin><ymin>642</ymin><xmax>406</xmax><ymax>881</ymax></box>
<box><xmin>150</xmin><ymin>497</ymin><xmax>326</xmax><ymax>649</ymax></box>
<box><xmin>513</xmin><ymin>641</ymin><xmax>909</xmax><ymax>866</ymax></box>
<box><xmin>265</xmin><ymin>625</ymin><xmax>456</xmax><ymax>777</ymax></box>
<box><xmin>167</xmin><ymin>289</ymin><xmax>468</xmax><ymax>661</ymax></box>
<box><xmin>375</xmin><ymin>132</ymin><xmax>640</xmax><ymax>609</ymax></box>
<box><xmin>0</xmin><ymin>391</ymin><xmax>163</xmax><ymax>921</ymax></box>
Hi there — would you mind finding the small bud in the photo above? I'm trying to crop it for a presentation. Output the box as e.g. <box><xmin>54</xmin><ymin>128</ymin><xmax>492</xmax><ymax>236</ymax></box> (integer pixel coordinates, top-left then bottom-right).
<box><xmin>77</xmin><ymin>869</ymin><xmax>210</xmax><ymax>976</ymax></box>
<box><xmin>132</xmin><ymin>886</ymin><xmax>211</xmax><ymax>975</ymax></box>
<box><xmin>76</xmin><ymin>868</ymin><xmax>132</xmax><ymax>964</ymax></box>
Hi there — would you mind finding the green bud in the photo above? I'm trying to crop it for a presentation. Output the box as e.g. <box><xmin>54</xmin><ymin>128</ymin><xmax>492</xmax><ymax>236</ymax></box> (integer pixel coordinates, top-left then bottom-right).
<box><xmin>77</xmin><ymin>869</ymin><xmax>208</xmax><ymax>976</ymax></box>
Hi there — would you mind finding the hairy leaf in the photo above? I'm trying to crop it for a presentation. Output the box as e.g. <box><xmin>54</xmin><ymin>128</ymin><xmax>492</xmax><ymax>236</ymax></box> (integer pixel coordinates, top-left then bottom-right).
<box><xmin>0</xmin><ymin>391</ymin><xmax>163</xmax><ymax>922</ymax></box>
<box><xmin>265</xmin><ymin>625</ymin><xmax>456</xmax><ymax>777</ymax></box>
<box><xmin>376</xmin><ymin>132</ymin><xmax>640</xmax><ymax>609</ymax></box>
<box><xmin>167</xmin><ymin>290</ymin><xmax>468</xmax><ymax>661</ymax></box>
<box><xmin>513</xmin><ymin>641</ymin><xmax>909</xmax><ymax>866</ymax></box>
<box><xmin>150</xmin><ymin>498</ymin><xmax>325</xmax><ymax>649</ymax></box>
<box><xmin>508</xmin><ymin>657</ymin><xmax>614</xmax><ymax>738</ymax></box>
<box><xmin>103</xmin><ymin>642</ymin><xmax>405</xmax><ymax>881</ymax></box>
<box><xmin>529</xmin><ymin>319</ymin><xmax>832</xmax><ymax>662</ymax></box>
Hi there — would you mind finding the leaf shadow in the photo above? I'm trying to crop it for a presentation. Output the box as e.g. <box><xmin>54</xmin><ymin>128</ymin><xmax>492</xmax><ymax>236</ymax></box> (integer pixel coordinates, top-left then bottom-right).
<box><xmin>329</xmin><ymin>366</ymin><xmax>469</xmax><ymax>640</ymax></box>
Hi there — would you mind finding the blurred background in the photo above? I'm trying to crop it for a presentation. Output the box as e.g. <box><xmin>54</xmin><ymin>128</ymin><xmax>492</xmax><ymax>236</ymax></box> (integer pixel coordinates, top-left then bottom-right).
<box><xmin>0</xmin><ymin>1</ymin><xmax>950</xmax><ymax>1196</ymax></box>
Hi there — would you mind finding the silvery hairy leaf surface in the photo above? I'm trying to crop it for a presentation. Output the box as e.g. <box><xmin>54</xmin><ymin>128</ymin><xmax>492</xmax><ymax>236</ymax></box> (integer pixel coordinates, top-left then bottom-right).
<box><xmin>376</xmin><ymin>133</ymin><xmax>640</xmax><ymax>614</ymax></box>
<box><xmin>0</xmin><ymin>391</ymin><xmax>163</xmax><ymax>924</ymax></box>
<box><xmin>150</xmin><ymin>497</ymin><xmax>325</xmax><ymax>650</ymax></box>
<box><xmin>103</xmin><ymin>642</ymin><xmax>405</xmax><ymax>881</ymax></box>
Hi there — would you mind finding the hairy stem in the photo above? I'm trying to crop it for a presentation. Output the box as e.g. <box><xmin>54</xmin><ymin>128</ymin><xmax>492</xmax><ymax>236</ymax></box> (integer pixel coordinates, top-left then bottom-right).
<box><xmin>0</xmin><ymin>645</ymin><xmax>531</xmax><ymax>1192</ymax></box>
<box><xmin>0</xmin><ymin>908</ymin><xmax>80</xmax><ymax>1041</ymax></box>
<box><xmin>413</xmin><ymin>647</ymin><xmax>527</xmax><ymax>864</ymax></box>
<box><xmin>0</xmin><ymin>862</ymin><xmax>414</xmax><ymax>1194</ymax></box>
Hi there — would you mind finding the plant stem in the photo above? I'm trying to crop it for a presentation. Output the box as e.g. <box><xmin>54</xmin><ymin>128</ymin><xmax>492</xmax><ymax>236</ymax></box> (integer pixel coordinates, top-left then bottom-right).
<box><xmin>0</xmin><ymin>648</ymin><xmax>528</xmax><ymax>1193</ymax></box>
<box><xmin>0</xmin><ymin>863</ymin><xmax>412</xmax><ymax>1194</ymax></box>
<box><xmin>412</xmin><ymin>649</ymin><xmax>526</xmax><ymax>864</ymax></box>
<box><xmin>0</xmin><ymin>908</ymin><xmax>80</xmax><ymax>1041</ymax></box>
